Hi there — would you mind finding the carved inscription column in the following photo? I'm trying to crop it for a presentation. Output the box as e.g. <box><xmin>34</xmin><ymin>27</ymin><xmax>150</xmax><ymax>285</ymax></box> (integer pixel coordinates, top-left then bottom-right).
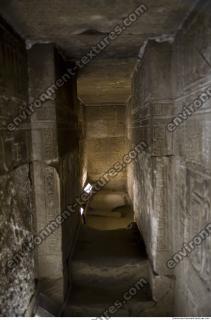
<box><xmin>28</xmin><ymin>44</ymin><xmax>64</xmax><ymax>305</ymax></box>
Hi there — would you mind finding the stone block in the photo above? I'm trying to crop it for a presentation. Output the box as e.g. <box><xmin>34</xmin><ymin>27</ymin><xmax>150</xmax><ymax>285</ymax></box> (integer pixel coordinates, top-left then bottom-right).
<box><xmin>149</xmin><ymin>263</ymin><xmax>175</xmax><ymax>303</ymax></box>
<box><xmin>85</xmin><ymin>105</ymin><xmax>126</xmax><ymax>138</ymax></box>
<box><xmin>132</xmin><ymin>153</ymin><xmax>174</xmax><ymax>276</ymax></box>
<box><xmin>0</xmin><ymin>128</ymin><xmax>31</xmax><ymax>174</ymax></box>
<box><xmin>185</xmin><ymin>163</ymin><xmax>211</xmax><ymax>287</ymax></box>
<box><xmin>0</xmin><ymin>165</ymin><xmax>35</xmax><ymax>316</ymax></box>
<box><xmin>31</xmin><ymin>126</ymin><xmax>59</xmax><ymax>162</ymax></box>
<box><xmin>32</xmin><ymin>162</ymin><xmax>63</xmax><ymax>279</ymax></box>
<box><xmin>85</xmin><ymin>105</ymin><xmax>127</xmax><ymax>191</ymax></box>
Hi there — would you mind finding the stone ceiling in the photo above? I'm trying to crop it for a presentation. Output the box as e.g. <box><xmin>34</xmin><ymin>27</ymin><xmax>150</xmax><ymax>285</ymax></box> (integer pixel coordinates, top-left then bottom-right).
<box><xmin>0</xmin><ymin>0</ymin><xmax>197</xmax><ymax>105</ymax></box>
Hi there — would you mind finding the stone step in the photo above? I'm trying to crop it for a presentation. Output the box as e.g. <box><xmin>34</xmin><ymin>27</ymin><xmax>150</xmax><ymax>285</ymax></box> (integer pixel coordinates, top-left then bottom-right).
<box><xmin>63</xmin><ymin>285</ymin><xmax>154</xmax><ymax>317</ymax></box>
<box><xmin>71</xmin><ymin>259</ymin><xmax>149</xmax><ymax>293</ymax></box>
<box><xmin>89</xmin><ymin>191</ymin><xmax>128</xmax><ymax>211</ymax></box>
<box><xmin>70</xmin><ymin>226</ymin><xmax>149</xmax><ymax>292</ymax></box>
<box><xmin>66</xmin><ymin>225</ymin><xmax>152</xmax><ymax>316</ymax></box>
<box><xmin>87</xmin><ymin>209</ymin><xmax>122</xmax><ymax>218</ymax></box>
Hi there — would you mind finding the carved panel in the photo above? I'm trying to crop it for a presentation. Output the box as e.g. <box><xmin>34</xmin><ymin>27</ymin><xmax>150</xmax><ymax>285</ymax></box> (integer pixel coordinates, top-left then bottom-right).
<box><xmin>186</xmin><ymin>164</ymin><xmax>211</xmax><ymax>287</ymax></box>
<box><xmin>32</xmin><ymin>162</ymin><xmax>62</xmax><ymax>278</ymax></box>
<box><xmin>31</xmin><ymin>127</ymin><xmax>58</xmax><ymax>162</ymax></box>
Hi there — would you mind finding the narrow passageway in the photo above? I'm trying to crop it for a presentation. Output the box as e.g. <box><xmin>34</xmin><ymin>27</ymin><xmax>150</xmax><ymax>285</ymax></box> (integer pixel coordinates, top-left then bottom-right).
<box><xmin>1</xmin><ymin>0</ymin><xmax>211</xmax><ymax>317</ymax></box>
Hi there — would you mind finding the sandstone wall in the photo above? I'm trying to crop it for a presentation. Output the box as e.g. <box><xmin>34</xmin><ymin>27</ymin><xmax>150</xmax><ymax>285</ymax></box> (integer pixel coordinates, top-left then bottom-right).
<box><xmin>171</xmin><ymin>1</ymin><xmax>211</xmax><ymax>315</ymax></box>
<box><xmin>85</xmin><ymin>105</ymin><xmax>127</xmax><ymax>191</ymax></box>
<box><xmin>55</xmin><ymin>51</ymin><xmax>84</xmax><ymax>293</ymax></box>
<box><xmin>0</xmin><ymin>17</ymin><xmax>35</xmax><ymax>316</ymax></box>
<box><xmin>128</xmin><ymin>41</ymin><xmax>174</xmax><ymax>274</ymax></box>
<box><xmin>28</xmin><ymin>44</ymin><xmax>83</xmax><ymax>306</ymax></box>
<box><xmin>128</xmin><ymin>0</ymin><xmax>211</xmax><ymax>315</ymax></box>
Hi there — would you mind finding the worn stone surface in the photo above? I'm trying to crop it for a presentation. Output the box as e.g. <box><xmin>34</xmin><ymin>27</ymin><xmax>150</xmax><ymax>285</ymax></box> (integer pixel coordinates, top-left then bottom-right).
<box><xmin>171</xmin><ymin>1</ymin><xmax>211</xmax><ymax>315</ymax></box>
<box><xmin>28</xmin><ymin>45</ymin><xmax>64</xmax><ymax>302</ymax></box>
<box><xmin>0</xmin><ymin>0</ymin><xmax>197</xmax><ymax>104</ymax></box>
<box><xmin>86</xmin><ymin>190</ymin><xmax>133</xmax><ymax>230</ymax></box>
<box><xmin>78</xmin><ymin>58</ymin><xmax>135</xmax><ymax>105</ymax></box>
<box><xmin>0</xmin><ymin>18</ymin><xmax>35</xmax><ymax>316</ymax></box>
<box><xmin>128</xmin><ymin>41</ymin><xmax>174</xmax><ymax>277</ymax></box>
<box><xmin>28</xmin><ymin>44</ymin><xmax>59</xmax><ymax>163</ymax></box>
<box><xmin>128</xmin><ymin>0</ymin><xmax>211</xmax><ymax>316</ymax></box>
<box><xmin>85</xmin><ymin>105</ymin><xmax>128</xmax><ymax>191</ymax></box>
<box><xmin>1</xmin><ymin>0</ymin><xmax>211</xmax><ymax>317</ymax></box>
<box><xmin>28</xmin><ymin>44</ymin><xmax>83</xmax><ymax>305</ymax></box>
<box><xmin>32</xmin><ymin>162</ymin><xmax>63</xmax><ymax>277</ymax></box>
<box><xmin>55</xmin><ymin>50</ymin><xmax>83</xmax><ymax>268</ymax></box>
<box><xmin>131</xmin><ymin>152</ymin><xmax>173</xmax><ymax>275</ymax></box>
<box><xmin>63</xmin><ymin>225</ymin><xmax>155</xmax><ymax>316</ymax></box>
<box><xmin>0</xmin><ymin>165</ymin><xmax>35</xmax><ymax>316</ymax></box>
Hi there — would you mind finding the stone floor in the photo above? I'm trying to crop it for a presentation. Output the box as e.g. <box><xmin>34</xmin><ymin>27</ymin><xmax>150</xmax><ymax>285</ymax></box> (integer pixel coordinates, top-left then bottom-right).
<box><xmin>61</xmin><ymin>190</ymin><xmax>157</xmax><ymax>317</ymax></box>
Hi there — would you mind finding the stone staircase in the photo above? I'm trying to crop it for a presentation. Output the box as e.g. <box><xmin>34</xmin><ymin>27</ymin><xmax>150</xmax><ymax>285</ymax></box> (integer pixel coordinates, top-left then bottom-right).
<box><xmin>86</xmin><ymin>190</ymin><xmax>133</xmax><ymax>230</ymax></box>
<box><xmin>62</xmin><ymin>224</ymin><xmax>157</xmax><ymax>317</ymax></box>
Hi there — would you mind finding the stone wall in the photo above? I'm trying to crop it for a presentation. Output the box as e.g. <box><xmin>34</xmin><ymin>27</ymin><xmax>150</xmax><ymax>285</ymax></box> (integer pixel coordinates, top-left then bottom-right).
<box><xmin>128</xmin><ymin>0</ymin><xmax>211</xmax><ymax>316</ymax></box>
<box><xmin>171</xmin><ymin>1</ymin><xmax>211</xmax><ymax>315</ymax></box>
<box><xmin>0</xmin><ymin>17</ymin><xmax>35</xmax><ymax>316</ymax></box>
<box><xmin>28</xmin><ymin>44</ymin><xmax>83</xmax><ymax>306</ymax></box>
<box><xmin>85</xmin><ymin>105</ymin><xmax>127</xmax><ymax>191</ymax></box>
<box><xmin>128</xmin><ymin>41</ymin><xmax>174</xmax><ymax>274</ymax></box>
<box><xmin>55</xmin><ymin>51</ymin><xmax>84</xmax><ymax>293</ymax></box>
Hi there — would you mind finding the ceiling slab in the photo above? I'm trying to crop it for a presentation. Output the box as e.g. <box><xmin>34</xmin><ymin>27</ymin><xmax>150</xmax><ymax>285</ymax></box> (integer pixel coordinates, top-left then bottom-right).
<box><xmin>78</xmin><ymin>58</ymin><xmax>135</xmax><ymax>105</ymax></box>
<box><xmin>0</xmin><ymin>0</ymin><xmax>197</xmax><ymax>105</ymax></box>
<box><xmin>0</xmin><ymin>0</ymin><xmax>197</xmax><ymax>40</ymax></box>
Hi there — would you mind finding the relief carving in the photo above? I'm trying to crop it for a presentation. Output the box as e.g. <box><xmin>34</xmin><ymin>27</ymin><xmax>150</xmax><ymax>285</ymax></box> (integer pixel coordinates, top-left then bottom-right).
<box><xmin>187</xmin><ymin>167</ymin><xmax>211</xmax><ymax>286</ymax></box>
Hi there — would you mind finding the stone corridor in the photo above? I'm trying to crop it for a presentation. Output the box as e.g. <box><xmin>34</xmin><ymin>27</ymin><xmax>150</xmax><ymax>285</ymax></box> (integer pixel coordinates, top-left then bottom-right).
<box><xmin>0</xmin><ymin>0</ymin><xmax>211</xmax><ymax>317</ymax></box>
